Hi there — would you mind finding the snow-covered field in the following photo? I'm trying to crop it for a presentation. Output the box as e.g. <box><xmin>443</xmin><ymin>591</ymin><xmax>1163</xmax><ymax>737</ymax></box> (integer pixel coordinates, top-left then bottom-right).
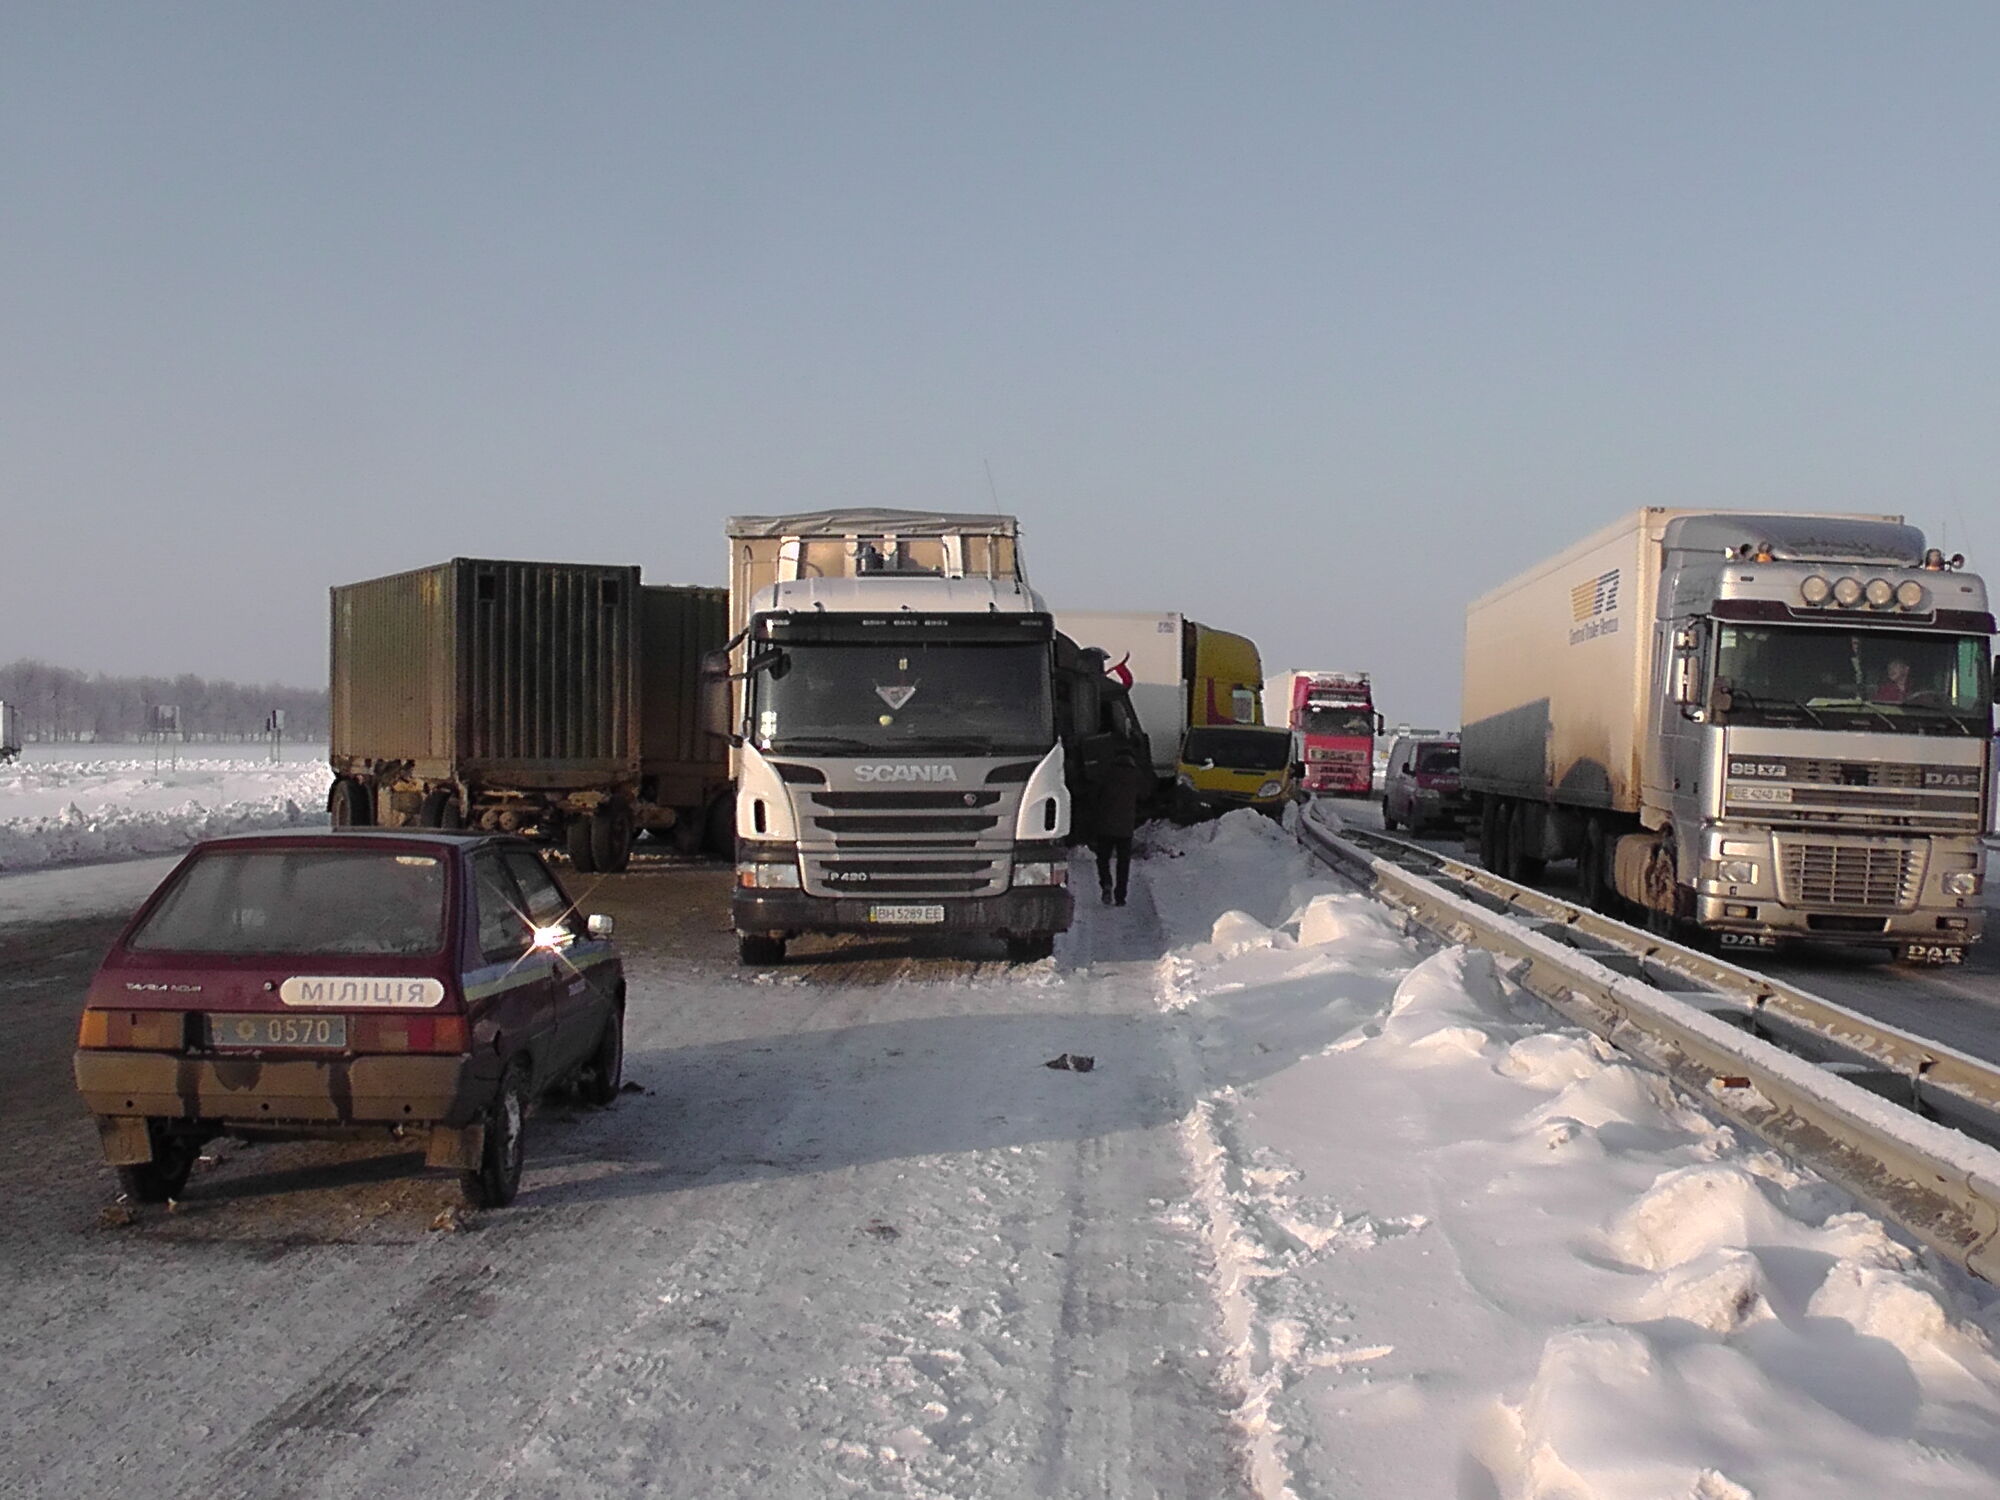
<box><xmin>0</xmin><ymin>746</ymin><xmax>330</xmax><ymax>874</ymax></box>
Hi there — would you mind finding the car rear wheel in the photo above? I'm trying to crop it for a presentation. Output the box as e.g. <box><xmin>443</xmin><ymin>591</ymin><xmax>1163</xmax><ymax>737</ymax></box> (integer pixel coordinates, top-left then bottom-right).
<box><xmin>1381</xmin><ymin>796</ymin><xmax>1397</xmax><ymax>830</ymax></box>
<box><xmin>115</xmin><ymin>1121</ymin><xmax>201</xmax><ymax>1204</ymax></box>
<box><xmin>737</xmin><ymin>934</ymin><xmax>786</xmax><ymax>965</ymax></box>
<box><xmin>462</xmin><ymin>1063</ymin><xmax>530</xmax><ymax>1209</ymax></box>
<box><xmin>578</xmin><ymin>1004</ymin><xmax>624</xmax><ymax>1107</ymax></box>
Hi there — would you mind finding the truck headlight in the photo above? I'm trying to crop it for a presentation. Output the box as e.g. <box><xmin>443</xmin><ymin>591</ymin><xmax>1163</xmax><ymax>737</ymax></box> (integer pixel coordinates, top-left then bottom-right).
<box><xmin>736</xmin><ymin>862</ymin><xmax>802</xmax><ymax>889</ymax></box>
<box><xmin>1716</xmin><ymin>859</ymin><xmax>1758</xmax><ymax>885</ymax></box>
<box><xmin>1944</xmin><ymin>872</ymin><xmax>1982</xmax><ymax>897</ymax></box>
<box><xmin>1013</xmin><ymin>861</ymin><xmax>1068</xmax><ymax>888</ymax></box>
<box><xmin>1257</xmin><ymin>780</ymin><xmax>1284</xmax><ymax>798</ymax></box>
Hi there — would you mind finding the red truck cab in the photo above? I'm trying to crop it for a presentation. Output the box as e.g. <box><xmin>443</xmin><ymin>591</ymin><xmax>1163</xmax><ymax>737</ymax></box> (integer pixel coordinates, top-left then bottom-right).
<box><xmin>1290</xmin><ymin>672</ymin><xmax>1380</xmax><ymax>796</ymax></box>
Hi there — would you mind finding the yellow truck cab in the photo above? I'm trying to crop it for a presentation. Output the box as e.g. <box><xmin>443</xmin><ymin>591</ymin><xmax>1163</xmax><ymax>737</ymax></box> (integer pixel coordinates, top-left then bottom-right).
<box><xmin>1172</xmin><ymin>724</ymin><xmax>1297</xmax><ymax>823</ymax></box>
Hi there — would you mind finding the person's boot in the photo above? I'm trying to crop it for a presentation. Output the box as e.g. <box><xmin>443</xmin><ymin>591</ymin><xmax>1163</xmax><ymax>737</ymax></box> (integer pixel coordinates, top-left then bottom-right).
<box><xmin>1114</xmin><ymin>891</ymin><xmax>1127</xmax><ymax>906</ymax></box>
<box><xmin>1100</xmin><ymin>886</ymin><xmax>1114</xmax><ymax>905</ymax></box>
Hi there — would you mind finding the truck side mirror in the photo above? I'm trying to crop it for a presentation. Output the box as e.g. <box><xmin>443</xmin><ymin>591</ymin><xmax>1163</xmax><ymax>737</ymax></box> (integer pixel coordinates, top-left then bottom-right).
<box><xmin>698</xmin><ymin>651</ymin><xmax>735</xmax><ymax>741</ymax></box>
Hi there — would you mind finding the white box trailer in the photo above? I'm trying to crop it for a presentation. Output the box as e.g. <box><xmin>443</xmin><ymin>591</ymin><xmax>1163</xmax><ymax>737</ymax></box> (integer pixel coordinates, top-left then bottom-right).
<box><xmin>1053</xmin><ymin>611</ymin><xmax>1188</xmax><ymax>779</ymax></box>
<box><xmin>1460</xmin><ymin>510</ymin><xmax>1679</xmax><ymax>813</ymax></box>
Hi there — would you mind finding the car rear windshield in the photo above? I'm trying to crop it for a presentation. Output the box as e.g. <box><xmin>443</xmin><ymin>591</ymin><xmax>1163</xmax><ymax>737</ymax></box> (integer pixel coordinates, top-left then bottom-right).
<box><xmin>128</xmin><ymin>848</ymin><xmax>449</xmax><ymax>956</ymax></box>
<box><xmin>1181</xmin><ymin>727</ymin><xmax>1293</xmax><ymax>771</ymax></box>
<box><xmin>1415</xmin><ymin>745</ymin><xmax>1459</xmax><ymax>774</ymax></box>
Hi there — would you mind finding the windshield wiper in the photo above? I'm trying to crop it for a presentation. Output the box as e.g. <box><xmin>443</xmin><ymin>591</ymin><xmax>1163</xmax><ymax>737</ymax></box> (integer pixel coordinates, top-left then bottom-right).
<box><xmin>1808</xmin><ymin>699</ymin><xmax>1908</xmax><ymax>732</ymax></box>
<box><xmin>766</xmin><ymin>735</ymin><xmax>881</xmax><ymax>754</ymax></box>
<box><xmin>892</xmin><ymin>736</ymin><xmax>1045</xmax><ymax>755</ymax></box>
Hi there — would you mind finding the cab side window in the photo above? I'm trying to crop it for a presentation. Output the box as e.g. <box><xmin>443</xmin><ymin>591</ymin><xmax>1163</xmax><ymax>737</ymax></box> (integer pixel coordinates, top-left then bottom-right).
<box><xmin>473</xmin><ymin>851</ymin><xmax>533</xmax><ymax>964</ymax></box>
<box><xmin>503</xmin><ymin>848</ymin><xmax>572</xmax><ymax>934</ymax></box>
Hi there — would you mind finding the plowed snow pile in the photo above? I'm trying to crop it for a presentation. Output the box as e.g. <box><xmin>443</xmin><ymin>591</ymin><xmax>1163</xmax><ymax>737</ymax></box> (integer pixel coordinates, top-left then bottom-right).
<box><xmin>0</xmin><ymin>750</ymin><xmax>329</xmax><ymax>872</ymax></box>
<box><xmin>1146</xmin><ymin>809</ymin><xmax>2000</xmax><ymax>1499</ymax></box>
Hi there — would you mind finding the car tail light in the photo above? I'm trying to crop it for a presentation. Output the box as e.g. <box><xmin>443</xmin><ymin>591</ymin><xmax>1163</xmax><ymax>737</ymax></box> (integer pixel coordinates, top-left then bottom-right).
<box><xmin>77</xmin><ymin>1009</ymin><xmax>185</xmax><ymax>1050</ymax></box>
<box><xmin>349</xmin><ymin>1014</ymin><xmax>471</xmax><ymax>1054</ymax></box>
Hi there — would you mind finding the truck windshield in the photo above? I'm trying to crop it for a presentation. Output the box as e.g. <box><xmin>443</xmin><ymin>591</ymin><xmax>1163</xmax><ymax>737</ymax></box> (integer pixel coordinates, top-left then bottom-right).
<box><xmin>1181</xmin><ymin>727</ymin><xmax>1293</xmax><ymax>771</ymax></box>
<box><xmin>1302</xmin><ymin>706</ymin><xmax>1373</xmax><ymax>735</ymax></box>
<box><xmin>751</xmin><ymin>641</ymin><xmax>1054</xmax><ymax>756</ymax></box>
<box><xmin>1713</xmin><ymin>625</ymin><xmax>1992</xmax><ymax>733</ymax></box>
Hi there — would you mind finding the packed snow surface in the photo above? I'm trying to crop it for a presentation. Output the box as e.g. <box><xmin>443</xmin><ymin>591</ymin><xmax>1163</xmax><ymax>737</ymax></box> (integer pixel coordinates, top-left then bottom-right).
<box><xmin>0</xmin><ymin>745</ymin><xmax>329</xmax><ymax>875</ymax></box>
<box><xmin>1139</xmin><ymin>811</ymin><xmax>2000</xmax><ymax>1497</ymax></box>
<box><xmin>8</xmin><ymin>788</ymin><xmax>2000</xmax><ymax>1494</ymax></box>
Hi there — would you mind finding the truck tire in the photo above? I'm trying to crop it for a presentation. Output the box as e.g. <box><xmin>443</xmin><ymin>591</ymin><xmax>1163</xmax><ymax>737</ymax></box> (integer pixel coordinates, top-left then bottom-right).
<box><xmin>418</xmin><ymin>790</ymin><xmax>463</xmax><ymax>829</ymax></box>
<box><xmin>1005</xmin><ymin>933</ymin><xmax>1055</xmax><ymax>963</ymax></box>
<box><xmin>328</xmin><ymin>778</ymin><xmax>372</xmax><ymax>828</ymax></box>
<box><xmin>566</xmin><ymin>816</ymin><xmax>598</xmax><ymax>873</ymax></box>
<box><xmin>738</xmin><ymin>934</ymin><xmax>786</xmax><ymax>966</ymax></box>
<box><xmin>1477</xmin><ymin>798</ymin><xmax>1502</xmax><ymax>873</ymax></box>
<box><xmin>1578</xmin><ymin>817</ymin><xmax>1616</xmax><ymax>913</ymax></box>
<box><xmin>703</xmin><ymin>793</ymin><xmax>737</xmax><ymax>858</ymax></box>
<box><xmin>591</xmin><ymin>805</ymin><xmax>632</xmax><ymax>874</ymax></box>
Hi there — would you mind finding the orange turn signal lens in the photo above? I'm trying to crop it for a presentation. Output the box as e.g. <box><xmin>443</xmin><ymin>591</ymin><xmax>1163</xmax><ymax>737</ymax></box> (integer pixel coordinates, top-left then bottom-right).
<box><xmin>77</xmin><ymin>1010</ymin><xmax>183</xmax><ymax>1050</ymax></box>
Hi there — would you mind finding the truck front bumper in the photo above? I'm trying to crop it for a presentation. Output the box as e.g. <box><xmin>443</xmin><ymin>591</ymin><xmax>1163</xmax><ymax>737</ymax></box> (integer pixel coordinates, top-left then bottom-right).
<box><xmin>733</xmin><ymin>887</ymin><xmax>1072</xmax><ymax>938</ymax></box>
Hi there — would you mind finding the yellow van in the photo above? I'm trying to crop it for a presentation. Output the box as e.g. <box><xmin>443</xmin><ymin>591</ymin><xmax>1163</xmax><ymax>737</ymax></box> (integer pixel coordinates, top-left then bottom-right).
<box><xmin>1172</xmin><ymin>724</ymin><xmax>1297</xmax><ymax>823</ymax></box>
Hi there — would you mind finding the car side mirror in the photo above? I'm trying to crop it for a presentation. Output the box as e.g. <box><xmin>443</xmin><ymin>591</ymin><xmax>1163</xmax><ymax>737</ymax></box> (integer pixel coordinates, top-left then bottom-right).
<box><xmin>586</xmin><ymin>913</ymin><xmax>615</xmax><ymax>939</ymax></box>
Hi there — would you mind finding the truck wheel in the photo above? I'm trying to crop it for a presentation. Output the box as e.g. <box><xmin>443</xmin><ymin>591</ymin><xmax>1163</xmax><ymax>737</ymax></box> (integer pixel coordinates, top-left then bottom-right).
<box><xmin>115</xmin><ymin>1122</ymin><xmax>201</xmax><ymax>1204</ymax></box>
<box><xmin>1578</xmin><ymin>818</ymin><xmax>1616</xmax><ymax>912</ymax></box>
<box><xmin>1005</xmin><ymin>933</ymin><xmax>1055</xmax><ymax>963</ymax></box>
<box><xmin>462</xmin><ymin>1063</ymin><xmax>530</xmax><ymax>1209</ymax></box>
<box><xmin>737</xmin><ymin>934</ymin><xmax>786</xmax><ymax>965</ymax></box>
<box><xmin>1476</xmin><ymin>799</ymin><xmax>1502</xmax><ymax>873</ymax></box>
<box><xmin>703</xmin><ymin>794</ymin><xmax>737</xmax><ymax>858</ymax></box>
<box><xmin>669</xmin><ymin>811</ymin><xmax>704</xmax><ymax>856</ymax></box>
<box><xmin>418</xmin><ymin>790</ymin><xmax>463</xmax><ymax>829</ymax></box>
<box><xmin>591</xmin><ymin>805</ymin><xmax>633</xmax><ymax>874</ymax></box>
<box><xmin>328</xmin><ymin>778</ymin><xmax>372</xmax><ymax>828</ymax></box>
<box><xmin>566</xmin><ymin>816</ymin><xmax>598</xmax><ymax>873</ymax></box>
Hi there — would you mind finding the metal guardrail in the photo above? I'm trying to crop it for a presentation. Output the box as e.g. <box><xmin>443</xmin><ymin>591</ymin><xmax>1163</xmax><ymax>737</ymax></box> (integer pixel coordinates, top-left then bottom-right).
<box><xmin>1296</xmin><ymin>806</ymin><xmax>2000</xmax><ymax>1283</ymax></box>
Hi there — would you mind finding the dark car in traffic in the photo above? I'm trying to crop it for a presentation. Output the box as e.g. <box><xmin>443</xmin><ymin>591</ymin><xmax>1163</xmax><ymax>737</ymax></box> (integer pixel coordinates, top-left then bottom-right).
<box><xmin>74</xmin><ymin>829</ymin><xmax>624</xmax><ymax>1209</ymax></box>
<box><xmin>1380</xmin><ymin>734</ymin><xmax>1466</xmax><ymax>833</ymax></box>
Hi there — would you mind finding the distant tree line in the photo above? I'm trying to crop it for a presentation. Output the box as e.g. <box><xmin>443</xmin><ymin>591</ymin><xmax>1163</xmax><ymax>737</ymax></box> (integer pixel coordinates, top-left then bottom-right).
<box><xmin>0</xmin><ymin>659</ymin><xmax>329</xmax><ymax>742</ymax></box>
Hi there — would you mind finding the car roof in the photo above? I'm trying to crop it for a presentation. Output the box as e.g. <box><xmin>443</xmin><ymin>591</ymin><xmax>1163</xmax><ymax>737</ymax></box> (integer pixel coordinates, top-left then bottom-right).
<box><xmin>182</xmin><ymin>828</ymin><xmax>528</xmax><ymax>854</ymax></box>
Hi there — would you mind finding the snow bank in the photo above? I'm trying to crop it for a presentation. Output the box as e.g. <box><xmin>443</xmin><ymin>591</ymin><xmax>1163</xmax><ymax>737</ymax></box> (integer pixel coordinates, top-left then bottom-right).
<box><xmin>0</xmin><ymin>752</ymin><xmax>330</xmax><ymax>872</ymax></box>
<box><xmin>1135</xmin><ymin>811</ymin><xmax>2000</xmax><ymax>1497</ymax></box>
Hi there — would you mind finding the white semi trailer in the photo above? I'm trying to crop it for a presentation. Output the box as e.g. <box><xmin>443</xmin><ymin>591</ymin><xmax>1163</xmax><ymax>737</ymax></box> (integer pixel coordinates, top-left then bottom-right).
<box><xmin>1462</xmin><ymin>509</ymin><xmax>1994</xmax><ymax>963</ymax></box>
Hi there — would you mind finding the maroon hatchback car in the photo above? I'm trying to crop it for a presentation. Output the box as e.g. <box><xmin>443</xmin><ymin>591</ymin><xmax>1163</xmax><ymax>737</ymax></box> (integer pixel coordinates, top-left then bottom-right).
<box><xmin>74</xmin><ymin>829</ymin><xmax>625</xmax><ymax>1208</ymax></box>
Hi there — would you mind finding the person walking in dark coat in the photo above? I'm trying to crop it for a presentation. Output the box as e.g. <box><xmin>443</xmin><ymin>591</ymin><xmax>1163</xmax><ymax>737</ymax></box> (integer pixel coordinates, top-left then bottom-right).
<box><xmin>1089</xmin><ymin>749</ymin><xmax>1153</xmax><ymax>906</ymax></box>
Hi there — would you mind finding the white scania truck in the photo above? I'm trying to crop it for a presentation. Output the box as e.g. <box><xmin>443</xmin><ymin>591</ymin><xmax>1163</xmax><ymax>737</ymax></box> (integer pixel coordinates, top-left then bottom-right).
<box><xmin>721</xmin><ymin>510</ymin><xmax>1142</xmax><ymax>965</ymax></box>
<box><xmin>1462</xmin><ymin>509</ymin><xmax>1995</xmax><ymax>962</ymax></box>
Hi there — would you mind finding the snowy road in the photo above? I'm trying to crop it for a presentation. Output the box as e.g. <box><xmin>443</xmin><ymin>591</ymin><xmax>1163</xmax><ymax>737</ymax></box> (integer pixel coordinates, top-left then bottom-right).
<box><xmin>12</xmin><ymin>816</ymin><xmax>2000</xmax><ymax>1497</ymax></box>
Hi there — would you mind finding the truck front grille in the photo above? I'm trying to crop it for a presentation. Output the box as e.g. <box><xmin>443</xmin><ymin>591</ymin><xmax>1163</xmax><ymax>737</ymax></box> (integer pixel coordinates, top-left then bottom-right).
<box><xmin>798</xmin><ymin>786</ymin><xmax>1018</xmax><ymax>897</ymax></box>
<box><xmin>1775</xmin><ymin>837</ymin><xmax>1926</xmax><ymax>911</ymax></box>
<box><xmin>803</xmin><ymin>853</ymin><xmax>1006</xmax><ymax>898</ymax></box>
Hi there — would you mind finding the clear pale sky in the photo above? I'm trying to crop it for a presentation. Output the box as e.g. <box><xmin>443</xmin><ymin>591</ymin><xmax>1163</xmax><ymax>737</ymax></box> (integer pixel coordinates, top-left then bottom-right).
<box><xmin>5</xmin><ymin>4</ymin><xmax>1997</xmax><ymax>728</ymax></box>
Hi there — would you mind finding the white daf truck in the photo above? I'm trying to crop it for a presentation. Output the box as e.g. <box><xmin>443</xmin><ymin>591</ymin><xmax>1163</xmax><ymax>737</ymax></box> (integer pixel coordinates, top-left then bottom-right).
<box><xmin>1462</xmin><ymin>509</ymin><xmax>1995</xmax><ymax>962</ymax></box>
<box><xmin>721</xmin><ymin>511</ymin><xmax>1143</xmax><ymax>965</ymax></box>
